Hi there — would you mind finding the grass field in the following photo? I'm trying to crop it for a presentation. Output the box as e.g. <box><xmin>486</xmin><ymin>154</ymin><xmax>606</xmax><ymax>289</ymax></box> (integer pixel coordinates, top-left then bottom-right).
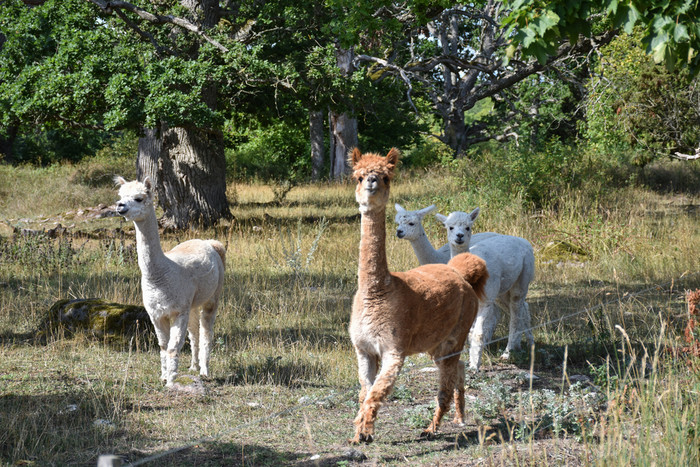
<box><xmin>1</xmin><ymin>156</ymin><xmax>700</xmax><ymax>466</ymax></box>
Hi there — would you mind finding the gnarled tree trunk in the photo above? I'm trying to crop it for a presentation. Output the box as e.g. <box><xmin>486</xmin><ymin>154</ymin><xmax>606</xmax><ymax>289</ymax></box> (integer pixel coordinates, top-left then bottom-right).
<box><xmin>310</xmin><ymin>109</ymin><xmax>325</xmax><ymax>181</ymax></box>
<box><xmin>328</xmin><ymin>44</ymin><xmax>358</xmax><ymax>179</ymax></box>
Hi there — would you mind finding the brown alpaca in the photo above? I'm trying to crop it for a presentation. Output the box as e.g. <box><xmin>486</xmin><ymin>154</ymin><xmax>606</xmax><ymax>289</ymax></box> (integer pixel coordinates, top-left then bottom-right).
<box><xmin>348</xmin><ymin>147</ymin><xmax>489</xmax><ymax>444</ymax></box>
<box><xmin>684</xmin><ymin>289</ymin><xmax>700</xmax><ymax>357</ymax></box>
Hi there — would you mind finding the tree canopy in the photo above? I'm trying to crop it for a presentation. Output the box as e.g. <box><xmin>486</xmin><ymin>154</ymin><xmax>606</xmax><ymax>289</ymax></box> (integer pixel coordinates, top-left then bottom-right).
<box><xmin>0</xmin><ymin>0</ymin><xmax>698</xmax><ymax>224</ymax></box>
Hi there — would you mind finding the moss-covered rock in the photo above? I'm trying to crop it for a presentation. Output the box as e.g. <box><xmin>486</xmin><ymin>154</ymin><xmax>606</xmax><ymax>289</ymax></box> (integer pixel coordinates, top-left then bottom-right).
<box><xmin>540</xmin><ymin>240</ymin><xmax>589</xmax><ymax>262</ymax></box>
<box><xmin>44</xmin><ymin>298</ymin><xmax>154</xmax><ymax>346</ymax></box>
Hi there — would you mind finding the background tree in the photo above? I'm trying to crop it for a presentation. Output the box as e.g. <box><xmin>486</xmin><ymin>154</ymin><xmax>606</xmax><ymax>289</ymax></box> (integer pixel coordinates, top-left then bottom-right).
<box><xmin>331</xmin><ymin>1</ymin><xmax>615</xmax><ymax>156</ymax></box>
<box><xmin>0</xmin><ymin>0</ymin><xmax>277</xmax><ymax>228</ymax></box>
<box><xmin>583</xmin><ymin>31</ymin><xmax>700</xmax><ymax>166</ymax></box>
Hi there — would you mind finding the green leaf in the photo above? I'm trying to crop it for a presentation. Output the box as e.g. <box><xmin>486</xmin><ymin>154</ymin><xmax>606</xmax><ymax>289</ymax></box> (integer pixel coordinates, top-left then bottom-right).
<box><xmin>614</xmin><ymin>3</ymin><xmax>641</xmax><ymax>34</ymax></box>
<box><xmin>605</xmin><ymin>0</ymin><xmax>620</xmax><ymax>15</ymax></box>
<box><xmin>673</xmin><ymin>23</ymin><xmax>690</xmax><ymax>43</ymax></box>
<box><xmin>531</xmin><ymin>10</ymin><xmax>560</xmax><ymax>36</ymax></box>
<box><xmin>521</xmin><ymin>27</ymin><xmax>537</xmax><ymax>48</ymax></box>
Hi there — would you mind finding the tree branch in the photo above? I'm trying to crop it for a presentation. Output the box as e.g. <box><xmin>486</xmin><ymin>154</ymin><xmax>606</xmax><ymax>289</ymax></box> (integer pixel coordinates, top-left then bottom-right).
<box><xmin>87</xmin><ymin>0</ymin><xmax>229</xmax><ymax>53</ymax></box>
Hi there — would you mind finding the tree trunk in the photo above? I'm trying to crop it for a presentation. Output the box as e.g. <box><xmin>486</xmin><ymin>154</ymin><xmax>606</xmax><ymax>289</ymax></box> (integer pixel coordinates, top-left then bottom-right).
<box><xmin>437</xmin><ymin>13</ymin><xmax>469</xmax><ymax>156</ymax></box>
<box><xmin>329</xmin><ymin>112</ymin><xmax>357</xmax><ymax>179</ymax></box>
<box><xmin>136</xmin><ymin>127</ymin><xmax>161</xmax><ymax>184</ymax></box>
<box><xmin>310</xmin><ymin>109</ymin><xmax>325</xmax><ymax>181</ymax></box>
<box><xmin>328</xmin><ymin>44</ymin><xmax>358</xmax><ymax>179</ymax></box>
<box><xmin>158</xmin><ymin>126</ymin><xmax>230</xmax><ymax>229</ymax></box>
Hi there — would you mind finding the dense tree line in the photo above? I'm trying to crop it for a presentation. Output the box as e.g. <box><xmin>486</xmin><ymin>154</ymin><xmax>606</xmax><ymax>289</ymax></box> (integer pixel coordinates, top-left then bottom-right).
<box><xmin>0</xmin><ymin>0</ymin><xmax>698</xmax><ymax>227</ymax></box>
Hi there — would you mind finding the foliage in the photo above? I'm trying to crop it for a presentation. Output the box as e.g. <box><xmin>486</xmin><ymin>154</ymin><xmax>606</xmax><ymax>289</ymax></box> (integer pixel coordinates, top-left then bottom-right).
<box><xmin>504</xmin><ymin>0</ymin><xmax>700</xmax><ymax>73</ymax></box>
<box><xmin>226</xmin><ymin>118</ymin><xmax>311</xmax><ymax>182</ymax></box>
<box><xmin>583</xmin><ymin>30</ymin><xmax>700</xmax><ymax>166</ymax></box>
<box><xmin>456</xmin><ymin>139</ymin><xmax>589</xmax><ymax>208</ymax></box>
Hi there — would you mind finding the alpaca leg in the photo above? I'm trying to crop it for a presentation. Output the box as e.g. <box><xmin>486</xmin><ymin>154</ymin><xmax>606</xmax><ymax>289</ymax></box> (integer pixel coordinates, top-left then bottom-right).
<box><xmin>452</xmin><ymin>360</ymin><xmax>466</xmax><ymax>425</ymax></box>
<box><xmin>165</xmin><ymin>312</ymin><xmax>189</xmax><ymax>386</ymax></box>
<box><xmin>351</xmin><ymin>352</ymin><xmax>403</xmax><ymax>444</ymax></box>
<box><xmin>468</xmin><ymin>303</ymin><xmax>499</xmax><ymax>370</ymax></box>
<box><xmin>198</xmin><ymin>303</ymin><xmax>218</xmax><ymax>378</ymax></box>
<box><xmin>523</xmin><ymin>302</ymin><xmax>534</xmax><ymax>347</ymax></box>
<box><xmin>502</xmin><ymin>295</ymin><xmax>532</xmax><ymax>360</ymax></box>
<box><xmin>354</xmin><ymin>349</ymin><xmax>378</xmax><ymax>405</ymax></box>
<box><xmin>187</xmin><ymin>309</ymin><xmax>200</xmax><ymax>372</ymax></box>
<box><xmin>152</xmin><ymin>316</ymin><xmax>171</xmax><ymax>384</ymax></box>
<box><xmin>423</xmin><ymin>356</ymin><xmax>462</xmax><ymax>437</ymax></box>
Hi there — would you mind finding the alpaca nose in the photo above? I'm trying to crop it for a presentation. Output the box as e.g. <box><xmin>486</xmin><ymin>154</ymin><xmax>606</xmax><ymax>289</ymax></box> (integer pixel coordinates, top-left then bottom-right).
<box><xmin>396</xmin><ymin>229</ymin><xmax>404</xmax><ymax>238</ymax></box>
<box><xmin>116</xmin><ymin>203</ymin><xmax>128</xmax><ymax>215</ymax></box>
<box><xmin>455</xmin><ymin>233</ymin><xmax>464</xmax><ymax>243</ymax></box>
<box><xmin>365</xmin><ymin>175</ymin><xmax>379</xmax><ymax>193</ymax></box>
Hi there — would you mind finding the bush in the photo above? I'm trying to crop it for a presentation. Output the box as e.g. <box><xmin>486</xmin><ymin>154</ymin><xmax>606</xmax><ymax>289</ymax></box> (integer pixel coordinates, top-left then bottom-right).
<box><xmin>226</xmin><ymin>121</ymin><xmax>310</xmax><ymax>182</ymax></box>
<box><xmin>454</xmin><ymin>139</ymin><xmax>587</xmax><ymax>208</ymax></box>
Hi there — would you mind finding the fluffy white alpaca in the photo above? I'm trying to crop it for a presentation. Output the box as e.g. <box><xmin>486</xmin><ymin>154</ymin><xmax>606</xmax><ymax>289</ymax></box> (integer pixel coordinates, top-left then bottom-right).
<box><xmin>115</xmin><ymin>177</ymin><xmax>226</xmax><ymax>386</ymax></box>
<box><xmin>436</xmin><ymin>210</ymin><xmax>535</xmax><ymax>370</ymax></box>
<box><xmin>394</xmin><ymin>204</ymin><xmax>496</xmax><ymax>265</ymax></box>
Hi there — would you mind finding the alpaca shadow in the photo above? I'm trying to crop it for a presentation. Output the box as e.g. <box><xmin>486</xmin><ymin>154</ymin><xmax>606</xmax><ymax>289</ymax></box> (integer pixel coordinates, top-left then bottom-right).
<box><xmin>127</xmin><ymin>441</ymin><xmax>305</xmax><ymax>466</ymax></box>
<box><xmin>217</xmin><ymin>351</ymin><xmax>335</xmax><ymax>388</ymax></box>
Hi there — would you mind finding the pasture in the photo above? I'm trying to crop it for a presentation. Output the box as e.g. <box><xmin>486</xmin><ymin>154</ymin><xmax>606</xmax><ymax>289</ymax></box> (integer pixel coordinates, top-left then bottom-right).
<box><xmin>1</xmin><ymin>155</ymin><xmax>700</xmax><ymax>466</ymax></box>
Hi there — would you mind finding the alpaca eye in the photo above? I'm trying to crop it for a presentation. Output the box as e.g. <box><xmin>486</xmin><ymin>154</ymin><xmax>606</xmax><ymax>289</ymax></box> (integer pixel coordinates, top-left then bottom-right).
<box><xmin>383</xmin><ymin>177</ymin><xmax>389</xmax><ymax>184</ymax></box>
<box><xmin>449</xmin><ymin>226</ymin><xmax>454</xmax><ymax>230</ymax></box>
<box><xmin>358</xmin><ymin>177</ymin><xmax>364</xmax><ymax>182</ymax></box>
<box><xmin>466</xmin><ymin>227</ymin><xmax>470</xmax><ymax>231</ymax></box>
<box><xmin>135</xmin><ymin>197</ymin><xmax>144</xmax><ymax>203</ymax></box>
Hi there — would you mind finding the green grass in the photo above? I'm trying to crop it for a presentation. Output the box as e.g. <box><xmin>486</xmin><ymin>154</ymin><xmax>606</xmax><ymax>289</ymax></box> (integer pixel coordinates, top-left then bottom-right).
<box><xmin>1</xmin><ymin>156</ymin><xmax>700</xmax><ymax>465</ymax></box>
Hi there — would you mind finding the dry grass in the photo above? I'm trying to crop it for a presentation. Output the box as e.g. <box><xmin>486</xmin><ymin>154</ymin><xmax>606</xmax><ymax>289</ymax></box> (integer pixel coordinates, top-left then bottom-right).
<box><xmin>1</xmin><ymin>157</ymin><xmax>700</xmax><ymax>465</ymax></box>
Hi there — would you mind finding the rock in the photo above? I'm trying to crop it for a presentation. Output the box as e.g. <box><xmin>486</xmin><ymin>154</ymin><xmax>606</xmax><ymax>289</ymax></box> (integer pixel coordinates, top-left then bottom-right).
<box><xmin>541</xmin><ymin>240</ymin><xmax>589</xmax><ymax>262</ymax></box>
<box><xmin>44</xmin><ymin>298</ymin><xmax>154</xmax><ymax>346</ymax></box>
<box><xmin>168</xmin><ymin>375</ymin><xmax>207</xmax><ymax>396</ymax></box>
<box><xmin>343</xmin><ymin>448</ymin><xmax>367</xmax><ymax>461</ymax></box>
<box><xmin>569</xmin><ymin>374</ymin><xmax>592</xmax><ymax>384</ymax></box>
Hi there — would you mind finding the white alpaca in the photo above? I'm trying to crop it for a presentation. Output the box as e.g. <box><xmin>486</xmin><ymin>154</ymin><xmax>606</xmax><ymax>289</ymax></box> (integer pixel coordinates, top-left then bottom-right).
<box><xmin>394</xmin><ymin>204</ymin><xmax>496</xmax><ymax>265</ymax></box>
<box><xmin>436</xmin><ymin>210</ymin><xmax>535</xmax><ymax>370</ymax></box>
<box><xmin>115</xmin><ymin>177</ymin><xmax>226</xmax><ymax>386</ymax></box>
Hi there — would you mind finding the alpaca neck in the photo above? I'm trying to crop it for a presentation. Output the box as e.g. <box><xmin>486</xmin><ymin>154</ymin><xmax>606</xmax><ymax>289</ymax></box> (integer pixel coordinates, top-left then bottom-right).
<box><xmin>410</xmin><ymin>230</ymin><xmax>440</xmax><ymax>264</ymax></box>
<box><xmin>358</xmin><ymin>207</ymin><xmax>391</xmax><ymax>292</ymax></box>
<box><xmin>133</xmin><ymin>209</ymin><xmax>169</xmax><ymax>278</ymax></box>
<box><xmin>449</xmin><ymin>241</ymin><xmax>470</xmax><ymax>258</ymax></box>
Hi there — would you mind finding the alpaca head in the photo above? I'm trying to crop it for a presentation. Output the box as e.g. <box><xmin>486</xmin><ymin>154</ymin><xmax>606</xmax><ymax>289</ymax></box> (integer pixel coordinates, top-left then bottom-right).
<box><xmin>349</xmin><ymin>147</ymin><xmax>399</xmax><ymax>214</ymax></box>
<box><xmin>435</xmin><ymin>208</ymin><xmax>480</xmax><ymax>248</ymax></box>
<box><xmin>114</xmin><ymin>176</ymin><xmax>155</xmax><ymax>223</ymax></box>
<box><xmin>394</xmin><ymin>204</ymin><xmax>436</xmax><ymax>240</ymax></box>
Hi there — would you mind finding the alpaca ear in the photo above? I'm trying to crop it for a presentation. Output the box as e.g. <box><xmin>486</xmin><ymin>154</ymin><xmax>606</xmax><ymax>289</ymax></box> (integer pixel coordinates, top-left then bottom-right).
<box><xmin>435</xmin><ymin>213</ymin><xmax>447</xmax><ymax>224</ymax></box>
<box><xmin>114</xmin><ymin>176</ymin><xmax>127</xmax><ymax>186</ymax></box>
<box><xmin>395</xmin><ymin>203</ymin><xmax>406</xmax><ymax>213</ymax></box>
<box><xmin>469</xmin><ymin>207</ymin><xmax>480</xmax><ymax>221</ymax></box>
<box><xmin>348</xmin><ymin>147</ymin><xmax>363</xmax><ymax>167</ymax></box>
<box><xmin>418</xmin><ymin>205</ymin><xmax>437</xmax><ymax>217</ymax></box>
<box><xmin>143</xmin><ymin>177</ymin><xmax>152</xmax><ymax>189</ymax></box>
<box><xmin>385</xmin><ymin>147</ymin><xmax>400</xmax><ymax>169</ymax></box>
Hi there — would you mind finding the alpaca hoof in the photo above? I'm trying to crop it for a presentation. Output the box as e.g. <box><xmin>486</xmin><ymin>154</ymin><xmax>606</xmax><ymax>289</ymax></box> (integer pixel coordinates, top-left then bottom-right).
<box><xmin>349</xmin><ymin>433</ymin><xmax>373</xmax><ymax>444</ymax></box>
<box><xmin>452</xmin><ymin>417</ymin><xmax>465</xmax><ymax>426</ymax></box>
<box><xmin>500</xmin><ymin>352</ymin><xmax>511</xmax><ymax>361</ymax></box>
<box><xmin>420</xmin><ymin>429</ymin><xmax>437</xmax><ymax>440</ymax></box>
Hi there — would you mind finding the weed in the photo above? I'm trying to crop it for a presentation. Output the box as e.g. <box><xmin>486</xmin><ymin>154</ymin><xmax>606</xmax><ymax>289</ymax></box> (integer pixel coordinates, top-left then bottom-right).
<box><xmin>402</xmin><ymin>403</ymin><xmax>436</xmax><ymax>429</ymax></box>
<box><xmin>265</xmin><ymin>217</ymin><xmax>328</xmax><ymax>279</ymax></box>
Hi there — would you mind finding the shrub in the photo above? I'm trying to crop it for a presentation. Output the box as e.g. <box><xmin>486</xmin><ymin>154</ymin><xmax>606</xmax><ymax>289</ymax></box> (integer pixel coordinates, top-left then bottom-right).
<box><xmin>226</xmin><ymin>121</ymin><xmax>310</xmax><ymax>182</ymax></box>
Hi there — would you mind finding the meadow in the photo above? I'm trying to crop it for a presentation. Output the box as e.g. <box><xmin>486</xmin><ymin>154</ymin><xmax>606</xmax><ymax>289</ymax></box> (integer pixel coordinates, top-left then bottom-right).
<box><xmin>1</xmin><ymin>153</ymin><xmax>700</xmax><ymax>466</ymax></box>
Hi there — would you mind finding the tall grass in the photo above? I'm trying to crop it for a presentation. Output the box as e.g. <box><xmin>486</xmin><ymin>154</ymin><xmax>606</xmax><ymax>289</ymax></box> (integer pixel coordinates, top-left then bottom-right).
<box><xmin>1</xmin><ymin>152</ymin><xmax>700</xmax><ymax>465</ymax></box>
